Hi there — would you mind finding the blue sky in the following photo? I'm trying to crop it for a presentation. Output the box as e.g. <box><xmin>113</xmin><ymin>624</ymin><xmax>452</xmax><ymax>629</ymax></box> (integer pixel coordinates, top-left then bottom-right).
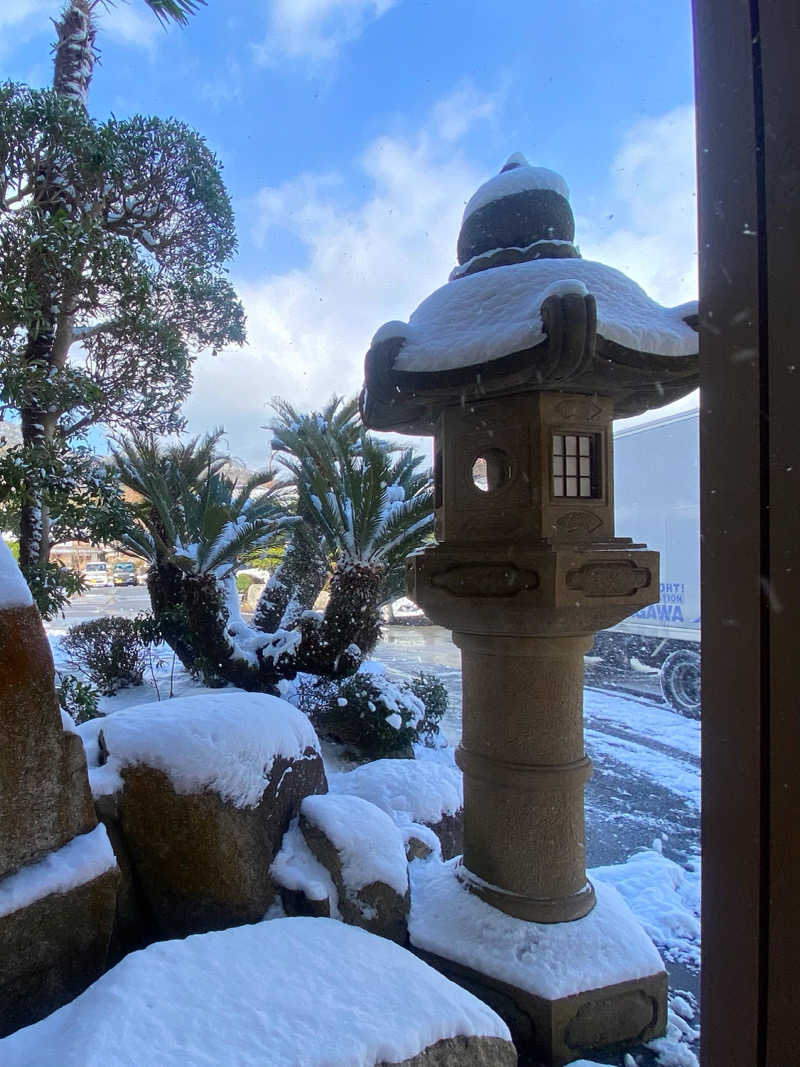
<box><xmin>1</xmin><ymin>1</ymin><xmax>697</xmax><ymax>464</ymax></box>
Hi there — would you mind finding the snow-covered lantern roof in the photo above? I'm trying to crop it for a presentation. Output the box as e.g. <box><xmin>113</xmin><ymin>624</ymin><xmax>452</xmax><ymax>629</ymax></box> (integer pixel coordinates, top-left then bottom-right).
<box><xmin>360</xmin><ymin>154</ymin><xmax>698</xmax><ymax>435</ymax></box>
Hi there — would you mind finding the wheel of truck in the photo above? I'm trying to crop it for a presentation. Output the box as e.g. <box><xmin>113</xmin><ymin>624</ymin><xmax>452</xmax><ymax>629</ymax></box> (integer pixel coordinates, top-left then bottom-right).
<box><xmin>660</xmin><ymin>649</ymin><xmax>701</xmax><ymax>717</ymax></box>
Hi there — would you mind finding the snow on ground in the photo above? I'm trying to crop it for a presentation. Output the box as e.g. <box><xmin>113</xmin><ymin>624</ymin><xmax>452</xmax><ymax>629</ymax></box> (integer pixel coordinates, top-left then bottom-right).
<box><xmin>329</xmin><ymin>755</ymin><xmax>462</xmax><ymax>825</ymax></box>
<box><xmin>585</xmin><ymin>724</ymin><xmax>700</xmax><ymax>811</ymax></box>
<box><xmin>96</xmin><ymin>691</ymin><xmax>320</xmax><ymax>808</ymax></box>
<box><xmin>591</xmin><ymin>849</ymin><xmax>700</xmax><ymax>972</ymax></box>
<box><xmin>0</xmin><ymin>826</ymin><xmax>116</xmax><ymax>918</ymax></box>
<box><xmin>584</xmin><ymin>688</ymin><xmax>700</xmax><ymax>763</ymax></box>
<box><xmin>0</xmin><ymin>917</ymin><xmax>511</xmax><ymax>1067</ymax></box>
<box><xmin>410</xmin><ymin>860</ymin><xmax>663</xmax><ymax>1000</ymax></box>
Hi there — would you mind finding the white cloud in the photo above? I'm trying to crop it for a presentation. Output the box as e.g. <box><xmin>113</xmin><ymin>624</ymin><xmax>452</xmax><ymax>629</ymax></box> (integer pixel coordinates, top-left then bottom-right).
<box><xmin>579</xmin><ymin>105</ymin><xmax>697</xmax><ymax>307</ymax></box>
<box><xmin>96</xmin><ymin>5</ymin><xmax>160</xmax><ymax>52</ymax></box>
<box><xmin>183</xmin><ymin>89</ymin><xmax>491</xmax><ymax>464</ymax></box>
<box><xmin>0</xmin><ymin>0</ymin><xmax>59</xmax><ymax>58</ymax></box>
<box><xmin>254</xmin><ymin>0</ymin><xmax>397</xmax><ymax>65</ymax></box>
<box><xmin>431</xmin><ymin>81</ymin><xmax>505</xmax><ymax>143</ymax></box>
<box><xmin>0</xmin><ymin>0</ymin><xmax>166</xmax><ymax>59</ymax></box>
<box><xmin>0</xmin><ymin>0</ymin><xmax>54</xmax><ymax>30</ymax></box>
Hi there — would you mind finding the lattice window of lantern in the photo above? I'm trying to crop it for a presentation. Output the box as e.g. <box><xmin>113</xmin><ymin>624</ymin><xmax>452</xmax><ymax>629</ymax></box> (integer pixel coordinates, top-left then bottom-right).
<box><xmin>552</xmin><ymin>433</ymin><xmax>599</xmax><ymax>498</ymax></box>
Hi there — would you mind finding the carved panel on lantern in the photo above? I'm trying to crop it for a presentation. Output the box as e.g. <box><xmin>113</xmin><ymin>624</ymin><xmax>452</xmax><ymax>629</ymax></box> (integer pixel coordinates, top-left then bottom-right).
<box><xmin>565</xmin><ymin>561</ymin><xmax>651</xmax><ymax>597</ymax></box>
<box><xmin>553</xmin><ymin>397</ymin><xmax>604</xmax><ymax>422</ymax></box>
<box><xmin>430</xmin><ymin>563</ymin><xmax>540</xmax><ymax>598</ymax></box>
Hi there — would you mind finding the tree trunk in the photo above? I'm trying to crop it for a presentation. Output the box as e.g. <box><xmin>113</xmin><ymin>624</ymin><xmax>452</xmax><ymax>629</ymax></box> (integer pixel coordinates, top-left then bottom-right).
<box><xmin>53</xmin><ymin>0</ymin><xmax>96</xmax><ymax>106</ymax></box>
<box><xmin>252</xmin><ymin>524</ymin><xmax>328</xmax><ymax>632</ymax></box>
<box><xmin>147</xmin><ymin>565</ymin><xmax>277</xmax><ymax>692</ymax></box>
<box><xmin>297</xmin><ymin>560</ymin><xmax>383</xmax><ymax>676</ymax></box>
<box><xmin>18</xmin><ymin>317</ymin><xmax>57</xmax><ymax>570</ymax></box>
<box><xmin>146</xmin><ymin>562</ymin><xmax>199</xmax><ymax>673</ymax></box>
<box><xmin>17</xmin><ymin>3</ymin><xmax>96</xmax><ymax>576</ymax></box>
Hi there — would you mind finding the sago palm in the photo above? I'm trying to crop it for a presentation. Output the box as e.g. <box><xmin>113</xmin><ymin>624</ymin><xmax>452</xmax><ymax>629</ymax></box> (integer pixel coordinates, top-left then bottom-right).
<box><xmin>111</xmin><ymin>429</ymin><xmax>288</xmax><ymax>578</ymax></box>
<box><xmin>253</xmin><ymin>395</ymin><xmax>360</xmax><ymax>632</ymax></box>
<box><xmin>270</xmin><ymin>395</ymin><xmax>434</xmax><ymax>657</ymax></box>
<box><xmin>111</xmin><ymin>429</ymin><xmax>295</xmax><ymax>688</ymax></box>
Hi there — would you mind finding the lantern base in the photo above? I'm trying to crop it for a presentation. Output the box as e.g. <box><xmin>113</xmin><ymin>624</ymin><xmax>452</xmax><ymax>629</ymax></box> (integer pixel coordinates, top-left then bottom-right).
<box><xmin>409</xmin><ymin>859</ymin><xmax>667</xmax><ymax>1067</ymax></box>
<box><xmin>455</xmin><ymin>858</ymin><xmax>596</xmax><ymax>923</ymax></box>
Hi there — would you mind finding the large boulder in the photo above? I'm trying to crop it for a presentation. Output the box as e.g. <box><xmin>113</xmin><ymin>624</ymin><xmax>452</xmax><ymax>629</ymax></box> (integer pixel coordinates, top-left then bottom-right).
<box><xmin>331</xmin><ymin>754</ymin><xmax>464</xmax><ymax>860</ymax></box>
<box><xmin>298</xmin><ymin>792</ymin><xmax>410</xmax><ymax>943</ymax></box>
<box><xmin>0</xmin><ymin>563</ymin><xmax>96</xmax><ymax>879</ymax></box>
<box><xmin>0</xmin><ymin>826</ymin><xmax>119</xmax><ymax>1038</ymax></box>
<box><xmin>97</xmin><ymin>691</ymin><xmax>327</xmax><ymax>939</ymax></box>
<box><xmin>0</xmin><ymin>542</ymin><xmax>119</xmax><ymax>1036</ymax></box>
<box><xmin>0</xmin><ymin>918</ymin><xmax>517</xmax><ymax>1066</ymax></box>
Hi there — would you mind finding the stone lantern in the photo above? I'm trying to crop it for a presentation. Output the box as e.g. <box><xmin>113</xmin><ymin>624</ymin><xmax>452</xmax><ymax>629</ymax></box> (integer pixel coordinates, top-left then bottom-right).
<box><xmin>361</xmin><ymin>155</ymin><xmax>699</xmax><ymax>1064</ymax></box>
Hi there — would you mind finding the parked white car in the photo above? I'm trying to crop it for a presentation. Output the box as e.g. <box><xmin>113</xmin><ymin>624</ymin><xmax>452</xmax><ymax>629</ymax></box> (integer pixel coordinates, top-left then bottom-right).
<box><xmin>83</xmin><ymin>561</ymin><xmax>110</xmax><ymax>588</ymax></box>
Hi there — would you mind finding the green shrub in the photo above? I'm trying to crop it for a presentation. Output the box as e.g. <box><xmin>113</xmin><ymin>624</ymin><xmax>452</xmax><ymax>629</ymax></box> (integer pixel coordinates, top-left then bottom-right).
<box><xmin>297</xmin><ymin>671</ymin><xmax>431</xmax><ymax>759</ymax></box>
<box><xmin>61</xmin><ymin>615</ymin><xmax>154</xmax><ymax>695</ymax></box>
<box><xmin>407</xmin><ymin>671</ymin><xmax>448</xmax><ymax>747</ymax></box>
<box><xmin>55</xmin><ymin>673</ymin><xmax>100</xmax><ymax>724</ymax></box>
<box><xmin>236</xmin><ymin>572</ymin><xmax>258</xmax><ymax>594</ymax></box>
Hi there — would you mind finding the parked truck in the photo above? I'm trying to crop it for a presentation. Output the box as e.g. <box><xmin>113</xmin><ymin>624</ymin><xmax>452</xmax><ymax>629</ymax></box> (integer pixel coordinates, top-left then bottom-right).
<box><xmin>593</xmin><ymin>407</ymin><xmax>701</xmax><ymax>716</ymax></box>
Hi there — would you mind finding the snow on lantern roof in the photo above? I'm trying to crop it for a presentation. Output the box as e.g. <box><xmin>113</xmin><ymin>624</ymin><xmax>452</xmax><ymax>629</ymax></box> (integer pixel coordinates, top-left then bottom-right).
<box><xmin>360</xmin><ymin>156</ymin><xmax>699</xmax><ymax>433</ymax></box>
<box><xmin>462</xmin><ymin>154</ymin><xmax>570</xmax><ymax>224</ymax></box>
<box><xmin>374</xmin><ymin>258</ymin><xmax>698</xmax><ymax>374</ymax></box>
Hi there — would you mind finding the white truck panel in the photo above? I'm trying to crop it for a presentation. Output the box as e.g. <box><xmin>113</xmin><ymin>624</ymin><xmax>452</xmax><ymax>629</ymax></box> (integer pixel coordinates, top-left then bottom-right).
<box><xmin>612</xmin><ymin>408</ymin><xmax>700</xmax><ymax>644</ymax></box>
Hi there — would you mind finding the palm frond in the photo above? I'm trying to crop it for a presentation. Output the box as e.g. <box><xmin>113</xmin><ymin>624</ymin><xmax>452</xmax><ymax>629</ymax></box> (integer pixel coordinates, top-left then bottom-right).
<box><xmin>142</xmin><ymin>0</ymin><xmax>207</xmax><ymax>27</ymax></box>
<box><xmin>112</xmin><ymin>429</ymin><xmax>291</xmax><ymax>577</ymax></box>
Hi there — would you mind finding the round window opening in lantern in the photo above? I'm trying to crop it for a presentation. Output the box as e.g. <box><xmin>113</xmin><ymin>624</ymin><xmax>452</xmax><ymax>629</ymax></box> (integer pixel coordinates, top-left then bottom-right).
<box><xmin>471</xmin><ymin>448</ymin><xmax>513</xmax><ymax>493</ymax></box>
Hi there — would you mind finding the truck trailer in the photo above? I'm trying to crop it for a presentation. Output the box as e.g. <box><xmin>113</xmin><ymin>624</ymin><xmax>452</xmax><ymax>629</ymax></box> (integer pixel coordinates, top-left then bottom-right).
<box><xmin>595</xmin><ymin>407</ymin><xmax>701</xmax><ymax>716</ymax></box>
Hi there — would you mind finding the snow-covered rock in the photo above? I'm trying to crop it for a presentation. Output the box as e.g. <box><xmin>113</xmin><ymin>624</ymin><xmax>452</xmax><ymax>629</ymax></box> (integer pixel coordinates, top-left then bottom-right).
<box><xmin>95</xmin><ymin>691</ymin><xmax>327</xmax><ymax>940</ymax></box>
<box><xmin>330</xmin><ymin>756</ymin><xmax>464</xmax><ymax>859</ymax></box>
<box><xmin>0</xmin><ymin>826</ymin><xmax>115</xmax><ymax>921</ymax></box>
<box><xmin>98</xmin><ymin>690</ymin><xmax>320</xmax><ymax>808</ymax></box>
<box><xmin>0</xmin><ymin>539</ymin><xmax>32</xmax><ymax>609</ymax></box>
<box><xmin>299</xmin><ymin>793</ymin><xmax>410</xmax><ymax>943</ymax></box>
<box><xmin>0</xmin><ymin>548</ymin><xmax>118</xmax><ymax>1037</ymax></box>
<box><xmin>0</xmin><ymin>918</ymin><xmax>516</xmax><ymax>1066</ymax></box>
<box><xmin>271</xmin><ymin>817</ymin><xmax>339</xmax><ymax>919</ymax></box>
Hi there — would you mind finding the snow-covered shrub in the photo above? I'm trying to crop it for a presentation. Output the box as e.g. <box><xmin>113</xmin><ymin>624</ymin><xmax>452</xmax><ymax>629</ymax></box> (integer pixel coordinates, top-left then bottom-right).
<box><xmin>55</xmin><ymin>673</ymin><xmax>100</xmax><ymax>724</ymax></box>
<box><xmin>407</xmin><ymin>672</ymin><xmax>448</xmax><ymax>747</ymax></box>
<box><xmin>297</xmin><ymin>673</ymin><xmax>426</xmax><ymax>759</ymax></box>
<box><xmin>61</xmin><ymin>615</ymin><xmax>153</xmax><ymax>695</ymax></box>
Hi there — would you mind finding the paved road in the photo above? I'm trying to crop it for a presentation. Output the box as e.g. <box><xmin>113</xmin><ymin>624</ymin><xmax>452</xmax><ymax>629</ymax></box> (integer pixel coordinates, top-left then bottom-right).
<box><xmin>49</xmin><ymin>585</ymin><xmax>151</xmax><ymax>627</ymax></box>
<box><xmin>375</xmin><ymin>625</ymin><xmax>698</xmax><ymax>867</ymax></box>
